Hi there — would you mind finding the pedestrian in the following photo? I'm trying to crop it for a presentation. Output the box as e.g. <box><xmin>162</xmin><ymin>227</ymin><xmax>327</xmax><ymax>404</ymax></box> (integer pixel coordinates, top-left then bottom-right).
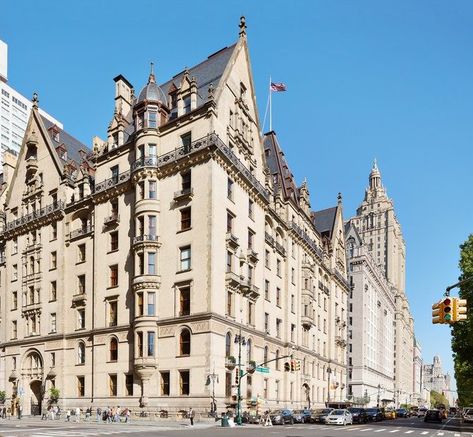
<box><xmin>114</xmin><ymin>406</ymin><xmax>120</xmax><ymax>423</ymax></box>
<box><xmin>18</xmin><ymin>404</ymin><xmax>22</xmax><ymax>420</ymax></box>
<box><xmin>85</xmin><ymin>406</ymin><xmax>91</xmax><ymax>421</ymax></box>
<box><xmin>188</xmin><ymin>407</ymin><xmax>195</xmax><ymax>426</ymax></box>
<box><xmin>51</xmin><ymin>406</ymin><xmax>56</xmax><ymax>421</ymax></box>
<box><xmin>66</xmin><ymin>409</ymin><xmax>71</xmax><ymax>422</ymax></box>
<box><xmin>75</xmin><ymin>407</ymin><xmax>80</xmax><ymax>423</ymax></box>
<box><xmin>125</xmin><ymin>408</ymin><xmax>130</xmax><ymax>423</ymax></box>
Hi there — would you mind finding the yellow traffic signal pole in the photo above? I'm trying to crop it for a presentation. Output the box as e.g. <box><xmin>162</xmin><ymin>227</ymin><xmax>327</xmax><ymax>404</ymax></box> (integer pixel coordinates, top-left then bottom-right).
<box><xmin>443</xmin><ymin>276</ymin><xmax>472</xmax><ymax>323</ymax></box>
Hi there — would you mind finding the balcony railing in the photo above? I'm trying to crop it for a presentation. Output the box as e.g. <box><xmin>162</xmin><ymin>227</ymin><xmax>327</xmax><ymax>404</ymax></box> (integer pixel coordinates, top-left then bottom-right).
<box><xmin>275</xmin><ymin>241</ymin><xmax>286</xmax><ymax>257</ymax></box>
<box><xmin>264</xmin><ymin>232</ymin><xmax>275</xmax><ymax>247</ymax></box>
<box><xmin>68</xmin><ymin>225</ymin><xmax>94</xmax><ymax>240</ymax></box>
<box><xmin>173</xmin><ymin>187</ymin><xmax>194</xmax><ymax>201</ymax></box>
<box><xmin>104</xmin><ymin>213</ymin><xmax>120</xmax><ymax>226</ymax></box>
<box><xmin>94</xmin><ymin>170</ymin><xmax>131</xmax><ymax>194</ymax></box>
<box><xmin>5</xmin><ymin>201</ymin><xmax>65</xmax><ymax>233</ymax></box>
<box><xmin>289</xmin><ymin>221</ymin><xmax>323</xmax><ymax>259</ymax></box>
<box><xmin>131</xmin><ymin>155</ymin><xmax>159</xmax><ymax>172</ymax></box>
<box><xmin>133</xmin><ymin>234</ymin><xmax>159</xmax><ymax>245</ymax></box>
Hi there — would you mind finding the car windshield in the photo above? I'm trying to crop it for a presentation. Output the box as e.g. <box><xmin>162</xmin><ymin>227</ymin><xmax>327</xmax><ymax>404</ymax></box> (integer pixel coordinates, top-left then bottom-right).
<box><xmin>465</xmin><ymin>409</ymin><xmax>473</xmax><ymax>415</ymax></box>
<box><xmin>349</xmin><ymin>408</ymin><xmax>362</xmax><ymax>413</ymax></box>
<box><xmin>331</xmin><ymin>410</ymin><xmax>345</xmax><ymax>416</ymax></box>
<box><xmin>293</xmin><ymin>410</ymin><xmax>303</xmax><ymax>414</ymax></box>
<box><xmin>322</xmin><ymin>409</ymin><xmax>332</xmax><ymax>414</ymax></box>
<box><xmin>366</xmin><ymin>409</ymin><xmax>378</xmax><ymax>413</ymax></box>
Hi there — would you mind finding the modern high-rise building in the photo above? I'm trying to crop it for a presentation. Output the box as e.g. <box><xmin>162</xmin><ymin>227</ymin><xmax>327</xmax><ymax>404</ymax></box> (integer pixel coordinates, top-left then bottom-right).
<box><xmin>0</xmin><ymin>39</ymin><xmax>62</xmax><ymax>162</ymax></box>
<box><xmin>348</xmin><ymin>161</ymin><xmax>416</xmax><ymax>407</ymax></box>
<box><xmin>0</xmin><ymin>19</ymin><xmax>349</xmax><ymax>416</ymax></box>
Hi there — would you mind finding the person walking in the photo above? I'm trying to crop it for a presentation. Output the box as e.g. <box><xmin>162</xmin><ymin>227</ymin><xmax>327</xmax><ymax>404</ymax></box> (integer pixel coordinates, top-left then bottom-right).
<box><xmin>66</xmin><ymin>409</ymin><xmax>71</xmax><ymax>422</ymax></box>
<box><xmin>188</xmin><ymin>407</ymin><xmax>195</xmax><ymax>426</ymax></box>
<box><xmin>75</xmin><ymin>407</ymin><xmax>81</xmax><ymax>423</ymax></box>
<box><xmin>96</xmin><ymin>407</ymin><xmax>102</xmax><ymax>422</ymax></box>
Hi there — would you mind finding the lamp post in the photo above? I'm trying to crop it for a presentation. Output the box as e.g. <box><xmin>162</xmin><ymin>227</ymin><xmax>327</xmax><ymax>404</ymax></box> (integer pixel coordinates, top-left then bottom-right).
<box><xmin>326</xmin><ymin>366</ymin><xmax>332</xmax><ymax>405</ymax></box>
<box><xmin>207</xmin><ymin>367</ymin><xmax>218</xmax><ymax>417</ymax></box>
<box><xmin>377</xmin><ymin>384</ymin><xmax>381</xmax><ymax>407</ymax></box>
<box><xmin>235</xmin><ymin>327</ymin><xmax>246</xmax><ymax>426</ymax></box>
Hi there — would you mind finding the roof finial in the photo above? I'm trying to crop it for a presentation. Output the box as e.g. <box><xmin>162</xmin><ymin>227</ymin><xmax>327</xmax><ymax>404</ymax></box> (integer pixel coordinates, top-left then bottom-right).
<box><xmin>239</xmin><ymin>16</ymin><xmax>247</xmax><ymax>37</ymax></box>
<box><xmin>148</xmin><ymin>62</ymin><xmax>156</xmax><ymax>84</ymax></box>
<box><xmin>337</xmin><ymin>192</ymin><xmax>342</xmax><ymax>205</ymax></box>
<box><xmin>32</xmin><ymin>92</ymin><xmax>39</xmax><ymax>109</ymax></box>
<box><xmin>373</xmin><ymin>158</ymin><xmax>378</xmax><ymax>171</ymax></box>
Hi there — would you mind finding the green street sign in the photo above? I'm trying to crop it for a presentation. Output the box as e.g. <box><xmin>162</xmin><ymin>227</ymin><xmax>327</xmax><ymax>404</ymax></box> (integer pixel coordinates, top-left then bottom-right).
<box><xmin>256</xmin><ymin>366</ymin><xmax>270</xmax><ymax>373</ymax></box>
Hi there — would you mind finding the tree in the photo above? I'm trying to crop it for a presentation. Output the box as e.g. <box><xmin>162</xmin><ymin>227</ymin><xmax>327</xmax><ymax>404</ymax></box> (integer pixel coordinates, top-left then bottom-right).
<box><xmin>48</xmin><ymin>387</ymin><xmax>60</xmax><ymax>403</ymax></box>
<box><xmin>430</xmin><ymin>390</ymin><xmax>449</xmax><ymax>409</ymax></box>
<box><xmin>451</xmin><ymin>234</ymin><xmax>473</xmax><ymax>406</ymax></box>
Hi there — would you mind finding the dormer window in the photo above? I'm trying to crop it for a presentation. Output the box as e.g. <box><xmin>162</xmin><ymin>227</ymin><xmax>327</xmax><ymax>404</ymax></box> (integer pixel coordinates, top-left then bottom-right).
<box><xmin>53</xmin><ymin>131</ymin><xmax>59</xmax><ymax>142</ymax></box>
<box><xmin>26</xmin><ymin>143</ymin><xmax>37</xmax><ymax>160</ymax></box>
<box><xmin>170</xmin><ymin>92</ymin><xmax>177</xmax><ymax>109</ymax></box>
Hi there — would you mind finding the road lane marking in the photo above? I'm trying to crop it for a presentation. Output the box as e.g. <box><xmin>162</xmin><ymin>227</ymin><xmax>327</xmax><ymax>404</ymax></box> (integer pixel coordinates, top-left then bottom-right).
<box><xmin>454</xmin><ymin>434</ymin><xmax>460</xmax><ymax>437</ymax></box>
<box><xmin>374</xmin><ymin>429</ymin><xmax>386</xmax><ymax>432</ymax></box>
<box><xmin>390</xmin><ymin>430</ymin><xmax>400</xmax><ymax>433</ymax></box>
<box><xmin>405</xmin><ymin>431</ymin><xmax>414</xmax><ymax>434</ymax></box>
<box><xmin>360</xmin><ymin>428</ymin><xmax>374</xmax><ymax>432</ymax></box>
<box><xmin>421</xmin><ymin>432</ymin><xmax>429</xmax><ymax>435</ymax></box>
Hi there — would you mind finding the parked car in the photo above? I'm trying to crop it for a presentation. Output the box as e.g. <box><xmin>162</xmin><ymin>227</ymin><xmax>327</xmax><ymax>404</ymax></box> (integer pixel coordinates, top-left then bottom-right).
<box><xmin>463</xmin><ymin>408</ymin><xmax>473</xmax><ymax>423</ymax></box>
<box><xmin>292</xmin><ymin>409</ymin><xmax>312</xmax><ymax>423</ymax></box>
<box><xmin>311</xmin><ymin>408</ymin><xmax>334</xmax><ymax>423</ymax></box>
<box><xmin>424</xmin><ymin>409</ymin><xmax>443</xmax><ymax>423</ymax></box>
<box><xmin>384</xmin><ymin>408</ymin><xmax>396</xmax><ymax>419</ymax></box>
<box><xmin>348</xmin><ymin>408</ymin><xmax>368</xmax><ymax>424</ymax></box>
<box><xmin>417</xmin><ymin>408</ymin><xmax>428</xmax><ymax>418</ymax></box>
<box><xmin>270</xmin><ymin>409</ymin><xmax>294</xmax><ymax>425</ymax></box>
<box><xmin>326</xmin><ymin>409</ymin><xmax>353</xmax><ymax>426</ymax></box>
<box><xmin>396</xmin><ymin>408</ymin><xmax>409</xmax><ymax>418</ymax></box>
<box><xmin>366</xmin><ymin>408</ymin><xmax>384</xmax><ymax>422</ymax></box>
<box><xmin>241</xmin><ymin>411</ymin><xmax>260</xmax><ymax>424</ymax></box>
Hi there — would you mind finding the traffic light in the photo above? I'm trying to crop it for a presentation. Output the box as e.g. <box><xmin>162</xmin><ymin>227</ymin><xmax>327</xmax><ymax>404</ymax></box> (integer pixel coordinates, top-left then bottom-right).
<box><xmin>284</xmin><ymin>362</ymin><xmax>290</xmax><ymax>372</ymax></box>
<box><xmin>235</xmin><ymin>368</ymin><xmax>240</xmax><ymax>385</ymax></box>
<box><xmin>442</xmin><ymin>297</ymin><xmax>453</xmax><ymax>323</ymax></box>
<box><xmin>453</xmin><ymin>298</ymin><xmax>468</xmax><ymax>322</ymax></box>
<box><xmin>432</xmin><ymin>301</ymin><xmax>442</xmax><ymax>324</ymax></box>
<box><xmin>294</xmin><ymin>360</ymin><xmax>301</xmax><ymax>371</ymax></box>
<box><xmin>290</xmin><ymin>359</ymin><xmax>295</xmax><ymax>372</ymax></box>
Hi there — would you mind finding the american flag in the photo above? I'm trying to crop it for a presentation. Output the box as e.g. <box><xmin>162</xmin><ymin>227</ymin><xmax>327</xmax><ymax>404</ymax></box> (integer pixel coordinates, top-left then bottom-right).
<box><xmin>270</xmin><ymin>82</ymin><xmax>287</xmax><ymax>92</ymax></box>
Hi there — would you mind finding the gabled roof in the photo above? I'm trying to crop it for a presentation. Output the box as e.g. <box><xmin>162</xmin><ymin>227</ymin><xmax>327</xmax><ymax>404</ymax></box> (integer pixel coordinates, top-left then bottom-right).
<box><xmin>263</xmin><ymin>131</ymin><xmax>299</xmax><ymax>204</ymax></box>
<box><xmin>40</xmin><ymin>115</ymin><xmax>90</xmax><ymax>165</ymax></box>
<box><xmin>312</xmin><ymin>206</ymin><xmax>338</xmax><ymax>238</ymax></box>
<box><xmin>159</xmin><ymin>44</ymin><xmax>237</xmax><ymax>113</ymax></box>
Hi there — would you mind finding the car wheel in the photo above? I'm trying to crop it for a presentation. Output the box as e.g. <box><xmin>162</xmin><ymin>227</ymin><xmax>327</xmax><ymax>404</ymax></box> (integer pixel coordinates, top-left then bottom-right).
<box><xmin>291</xmin><ymin>418</ymin><xmax>294</xmax><ymax>425</ymax></box>
<box><xmin>344</xmin><ymin>419</ymin><xmax>347</xmax><ymax>426</ymax></box>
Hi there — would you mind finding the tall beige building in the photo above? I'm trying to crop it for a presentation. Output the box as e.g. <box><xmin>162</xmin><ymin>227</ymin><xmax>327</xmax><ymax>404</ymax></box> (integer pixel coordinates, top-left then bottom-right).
<box><xmin>0</xmin><ymin>20</ymin><xmax>349</xmax><ymax>416</ymax></box>
<box><xmin>350</xmin><ymin>162</ymin><xmax>415</xmax><ymax>406</ymax></box>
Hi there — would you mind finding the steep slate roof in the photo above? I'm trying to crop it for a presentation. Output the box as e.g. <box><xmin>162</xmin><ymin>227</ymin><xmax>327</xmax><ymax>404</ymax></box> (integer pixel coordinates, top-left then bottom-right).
<box><xmin>40</xmin><ymin>115</ymin><xmax>90</xmax><ymax>165</ymax></box>
<box><xmin>263</xmin><ymin>131</ymin><xmax>299</xmax><ymax>204</ymax></box>
<box><xmin>312</xmin><ymin>206</ymin><xmax>338</xmax><ymax>238</ymax></box>
<box><xmin>159</xmin><ymin>44</ymin><xmax>237</xmax><ymax>111</ymax></box>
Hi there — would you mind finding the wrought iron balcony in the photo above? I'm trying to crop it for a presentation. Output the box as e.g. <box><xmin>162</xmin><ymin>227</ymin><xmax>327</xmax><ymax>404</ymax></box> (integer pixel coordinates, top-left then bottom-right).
<box><xmin>275</xmin><ymin>241</ymin><xmax>286</xmax><ymax>257</ymax></box>
<box><xmin>289</xmin><ymin>221</ymin><xmax>323</xmax><ymax>259</ymax></box>
<box><xmin>131</xmin><ymin>155</ymin><xmax>158</xmax><ymax>172</ymax></box>
<box><xmin>133</xmin><ymin>234</ymin><xmax>159</xmax><ymax>245</ymax></box>
<box><xmin>5</xmin><ymin>201</ymin><xmax>65</xmax><ymax>233</ymax></box>
<box><xmin>94</xmin><ymin>170</ymin><xmax>131</xmax><ymax>194</ymax></box>
<box><xmin>264</xmin><ymin>232</ymin><xmax>275</xmax><ymax>247</ymax></box>
<box><xmin>68</xmin><ymin>225</ymin><xmax>94</xmax><ymax>240</ymax></box>
<box><xmin>246</xmin><ymin>248</ymin><xmax>259</xmax><ymax>263</ymax></box>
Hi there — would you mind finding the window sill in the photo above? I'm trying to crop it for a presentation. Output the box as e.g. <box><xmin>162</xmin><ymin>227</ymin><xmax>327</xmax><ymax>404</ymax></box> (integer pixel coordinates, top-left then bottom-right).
<box><xmin>176</xmin><ymin>269</ymin><xmax>192</xmax><ymax>274</ymax></box>
<box><xmin>49</xmin><ymin>331</ymin><xmax>57</xmax><ymax>335</ymax></box>
<box><xmin>107</xmin><ymin>285</ymin><xmax>119</xmax><ymax>290</ymax></box>
<box><xmin>108</xmin><ymin>249</ymin><xmax>119</xmax><ymax>254</ymax></box>
<box><xmin>76</xmin><ymin>260</ymin><xmax>86</xmax><ymax>265</ymax></box>
<box><xmin>76</xmin><ymin>363</ymin><xmax>85</xmax><ymax>367</ymax></box>
<box><xmin>177</xmin><ymin>227</ymin><xmax>192</xmax><ymax>234</ymax></box>
<box><xmin>107</xmin><ymin>360</ymin><xmax>118</xmax><ymax>364</ymax></box>
<box><xmin>177</xmin><ymin>354</ymin><xmax>191</xmax><ymax>358</ymax></box>
<box><xmin>76</xmin><ymin>327</ymin><xmax>86</xmax><ymax>332</ymax></box>
<box><xmin>49</xmin><ymin>268</ymin><xmax>57</xmax><ymax>272</ymax></box>
<box><xmin>49</xmin><ymin>299</ymin><xmax>57</xmax><ymax>303</ymax></box>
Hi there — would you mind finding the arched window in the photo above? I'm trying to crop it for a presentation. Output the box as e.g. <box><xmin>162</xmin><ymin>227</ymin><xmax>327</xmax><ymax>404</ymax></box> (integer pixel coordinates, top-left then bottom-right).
<box><xmin>264</xmin><ymin>346</ymin><xmax>268</xmax><ymax>365</ymax></box>
<box><xmin>246</xmin><ymin>339</ymin><xmax>252</xmax><ymax>362</ymax></box>
<box><xmin>78</xmin><ymin>342</ymin><xmax>85</xmax><ymax>364</ymax></box>
<box><xmin>179</xmin><ymin>328</ymin><xmax>191</xmax><ymax>356</ymax></box>
<box><xmin>225</xmin><ymin>332</ymin><xmax>232</xmax><ymax>357</ymax></box>
<box><xmin>109</xmin><ymin>337</ymin><xmax>118</xmax><ymax>361</ymax></box>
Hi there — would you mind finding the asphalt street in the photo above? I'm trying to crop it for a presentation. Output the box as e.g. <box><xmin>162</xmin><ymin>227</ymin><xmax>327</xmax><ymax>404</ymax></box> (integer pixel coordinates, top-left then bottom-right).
<box><xmin>1</xmin><ymin>416</ymin><xmax>472</xmax><ymax>437</ymax></box>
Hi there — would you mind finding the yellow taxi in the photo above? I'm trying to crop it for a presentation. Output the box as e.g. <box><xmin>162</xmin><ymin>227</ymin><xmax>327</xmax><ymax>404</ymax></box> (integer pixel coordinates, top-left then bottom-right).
<box><xmin>384</xmin><ymin>409</ymin><xmax>397</xmax><ymax>419</ymax></box>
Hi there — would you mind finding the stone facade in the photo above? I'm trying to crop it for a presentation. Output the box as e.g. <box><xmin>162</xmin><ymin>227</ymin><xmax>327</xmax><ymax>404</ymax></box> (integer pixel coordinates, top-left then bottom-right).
<box><xmin>345</xmin><ymin>222</ymin><xmax>395</xmax><ymax>407</ymax></box>
<box><xmin>0</xmin><ymin>21</ymin><xmax>349</xmax><ymax>416</ymax></box>
<box><xmin>348</xmin><ymin>162</ymin><xmax>416</xmax><ymax>406</ymax></box>
<box><xmin>423</xmin><ymin>356</ymin><xmax>454</xmax><ymax>406</ymax></box>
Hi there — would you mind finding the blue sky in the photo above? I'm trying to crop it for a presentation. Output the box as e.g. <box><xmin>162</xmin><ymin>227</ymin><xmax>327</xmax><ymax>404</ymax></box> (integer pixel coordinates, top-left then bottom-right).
<box><xmin>2</xmin><ymin>1</ymin><xmax>472</xmax><ymax>386</ymax></box>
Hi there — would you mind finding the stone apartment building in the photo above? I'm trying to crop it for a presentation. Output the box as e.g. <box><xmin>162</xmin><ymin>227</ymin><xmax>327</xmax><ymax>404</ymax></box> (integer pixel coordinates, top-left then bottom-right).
<box><xmin>0</xmin><ymin>19</ymin><xmax>349</xmax><ymax>415</ymax></box>
<box><xmin>348</xmin><ymin>162</ymin><xmax>416</xmax><ymax>407</ymax></box>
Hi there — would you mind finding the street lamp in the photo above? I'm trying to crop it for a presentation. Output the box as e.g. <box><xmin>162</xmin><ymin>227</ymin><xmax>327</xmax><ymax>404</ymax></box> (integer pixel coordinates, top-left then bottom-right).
<box><xmin>206</xmin><ymin>367</ymin><xmax>218</xmax><ymax>417</ymax></box>
<box><xmin>235</xmin><ymin>328</ymin><xmax>246</xmax><ymax>426</ymax></box>
<box><xmin>377</xmin><ymin>384</ymin><xmax>381</xmax><ymax>407</ymax></box>
<box><xmin>326</xmin><ymin>366</ymin><xmax>332</xmax><ymax>405</ymax></box>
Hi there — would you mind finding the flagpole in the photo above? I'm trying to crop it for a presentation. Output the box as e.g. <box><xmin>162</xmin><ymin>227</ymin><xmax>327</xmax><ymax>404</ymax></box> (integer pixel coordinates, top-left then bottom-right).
<box><xmin>261</xmin><ymin>77</ymin><xmax>271</xmax><ymax>135</ymax></box>
<box><xmin>269</xmin><ymin>76</ymin><xmax>272</xmax><ymax>132</ymax></box>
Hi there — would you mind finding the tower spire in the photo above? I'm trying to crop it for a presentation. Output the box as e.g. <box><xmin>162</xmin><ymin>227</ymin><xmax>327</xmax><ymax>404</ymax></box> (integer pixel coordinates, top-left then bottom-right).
<box><xmin>239</xmin><ymin>16</ymin><xmax>247</xmax><ymax>38</ymax></box>
<box><xmin>148</xmin><ymin>62</ymin><xmax>156</xmax><ymax>84</ymax></box>
<box><xmin>369</xmin><ymin>159</ymin><xmax>382</xmax><ymax>190</ymax></box>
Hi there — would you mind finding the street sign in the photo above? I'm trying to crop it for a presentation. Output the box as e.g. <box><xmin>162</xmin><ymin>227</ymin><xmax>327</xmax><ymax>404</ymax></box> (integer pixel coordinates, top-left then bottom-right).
<box><xmin>256</xmin><ymin>366</ymin><xmax>270</xmax><ymax>373</ymax></box>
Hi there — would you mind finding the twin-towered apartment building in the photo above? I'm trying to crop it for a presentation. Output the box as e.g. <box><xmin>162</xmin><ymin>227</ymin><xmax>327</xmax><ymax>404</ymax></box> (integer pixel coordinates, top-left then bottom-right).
<box><xmin>0</xmin><ymin>19</ymin><xmax>419</xmax><ymax>415</ymax></box>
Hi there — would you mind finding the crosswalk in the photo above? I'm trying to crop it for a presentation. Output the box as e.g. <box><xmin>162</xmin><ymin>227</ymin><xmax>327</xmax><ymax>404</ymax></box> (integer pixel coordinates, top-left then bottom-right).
<box><xmin>0</xmin><ymin>425</ymin><xmax>180</xmax><ymax>436</ymax></box>
<box><xmin>292</xmin><ymin>425</ymin><xmax>473</xmax><ymax>437</ymax></box>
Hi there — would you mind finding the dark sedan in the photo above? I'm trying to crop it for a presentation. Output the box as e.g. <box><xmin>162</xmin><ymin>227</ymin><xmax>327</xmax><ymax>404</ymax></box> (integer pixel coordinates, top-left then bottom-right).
<box><xmin>424</xmin><ymin>410</ymin><xmax>443</xmax><ymax>423</ymax></box>
<box><xmin>293</xmin><ymin>409</ymin><xmax>312</xmax><ymax>423</ymax></box>
<box><xmin>311</xmin><ymin>408</ymin><xmax>334</xmax><ymax>423</ymax></box>
<box><xmin>396</xmin><ymin>408</ymin><xmax>409</xmax><ymax>418</ymax></box>
<box><xmin>348</xmin><ymin>408</ymin><xmax>368</xmax><ymax>423</ymax></box>
<box><xmin>270</xmin><ymin>409</ymin><xmax>294</xmax><ymax>425</ymax></box>
<box><xmin>366</xmin><ymin>408</ymin><xmax>384</xmax><ymax>422</ymax></box>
